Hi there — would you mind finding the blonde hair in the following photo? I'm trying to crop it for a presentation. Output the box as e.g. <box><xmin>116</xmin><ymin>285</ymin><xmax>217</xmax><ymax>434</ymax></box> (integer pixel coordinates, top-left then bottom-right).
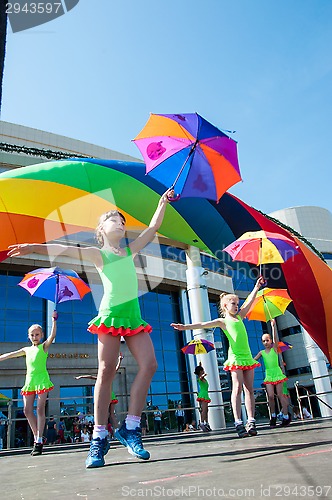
<box><xmin>95</xmin><ymin>210</ymin><xmax>126</xmax><ymax>246</ymax></box>
<box><xmin>219</xmin><ymin>293</ymin><xmax>239</xmax><ymax>317</ymax></box>
<box><xmin>28</xmin><ymin>324</ymin><xmax>43</xmax><ymax>336</ymax></box>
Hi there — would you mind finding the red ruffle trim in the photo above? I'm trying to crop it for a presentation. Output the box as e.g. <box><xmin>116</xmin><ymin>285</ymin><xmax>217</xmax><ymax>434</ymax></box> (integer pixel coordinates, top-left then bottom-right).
<box><xmin>223</xmin><ymin>362</ymin><xmax>261</xmax><ymax>372</ymax></box>
<box><xmin>110</xmin><ymin>399</ymin><xmax>118</xmax><ymax>404</ymax></box>
<box><xmin>88</xmin><ymin>323</ymin><xmax>152</xmax><ymax>336</ymax></box>
<box><xmin>21</xmin><ymin>386</ymin><xmax>54</xmax><ymax>396</ymax></box>
<box><xmin>197</xmin><ymin>397</ymin><xmax>211</xmax><ymax>403</ymax></box>
<box><xmin>264</xmin><ymin>377</ymin><xmax>288</xmax><ymax>385</ymax></box>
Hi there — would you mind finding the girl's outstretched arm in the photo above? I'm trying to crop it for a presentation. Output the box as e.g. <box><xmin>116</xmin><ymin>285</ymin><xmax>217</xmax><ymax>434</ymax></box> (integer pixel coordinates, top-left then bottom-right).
<box><xmin>0</xmin><ymin>348</ymin><xmax>25</xmax><ymax>362</ymax></box>
<box><xmin>7</xmin><ymin>243</ymin><xmax>102</xmax><ymax>268</ymax></box>
<box><xmin>270</xmin><ymin>319</ymin><xmax>280</xmax><ymax>353</ymax></box>
<box><xmin>129</xmin><ymin>189</ymin><xmax>173</xmax><ymax>255</ymax></box>
<box><xmin>43</xmin><ymin>311</ymin><xmax>58</xmax><ymax>351</ymax></box>
<box><xmin>171</xmin><ymin>318</ymin><xmax>224</xmax><ymax>331</ymax></box>
<box><xmin>239</xmin><ymin>276</ymin><xmax>265</xmax><ymax>319</ymax></box>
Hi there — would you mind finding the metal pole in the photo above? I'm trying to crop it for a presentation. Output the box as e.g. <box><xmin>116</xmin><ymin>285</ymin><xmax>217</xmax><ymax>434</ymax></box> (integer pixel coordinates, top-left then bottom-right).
<box><xmin>185</xmin><ymin>246</ymin><xmax>225</xmax><ymax>429</ymax></box>
<box><xmin>302</xmin><ymin>330</ymin><xmax>332</xmax><ymax>417</ymax></box>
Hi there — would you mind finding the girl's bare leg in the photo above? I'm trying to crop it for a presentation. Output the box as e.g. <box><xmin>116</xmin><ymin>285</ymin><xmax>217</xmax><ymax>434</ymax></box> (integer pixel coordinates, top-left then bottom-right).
<box><xmin>36</xmin><ymin>392</ymin><xmax>48</xmax><ymax>439</ymax></box>
<box><xmin>23</xmin><ymin>395</ymin><xmax>37</xmax><ymax>440</ymax></box>
<box><xmin>94</xmin><ymin>335</ymin><xmax>121</xmax><ymax>425</ymax></box>
<box><xmin>230</xmin><ymin>370</ymin><xmax>244</xmax><ymax>421</ymax></box>
<box><xmin>201</xmin><ymin>401</ymin><xmax>208</xmax><ymax>422</ymax></box>
<box><xmin>243</xmin><ymin>369</ymin><xmax>256</xmax><ymax>420</ymax></box>
<box><xmin>109</xmin><ymin>403</ymin><xmax>118</xmax><ymax>431</ymax></box>
<box><xmin>125</xmin><ymin>332</ymin><xmax>157</xmax><ymax>416</ymax></box>
<box><xmin>265</xmin><ymin>384</ymin><xmax>276</xmax><ymax>414</ymax></box>
<box><xmin>276</xmin><ymin>383</ymin><xmax>289</xmax><ymax>414</ymax></box>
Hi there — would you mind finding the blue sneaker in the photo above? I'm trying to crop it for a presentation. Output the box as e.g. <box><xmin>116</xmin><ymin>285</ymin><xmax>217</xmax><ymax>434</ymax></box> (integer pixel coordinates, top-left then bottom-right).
<box><xmin>115</xmin><ymin>423</ymin><xmax>150</xmax><ymax>460</ymax></box>
<box><xmin>85</xmin><ymin>437</ymin><xmax>110</xmax><ymax>468</ymax></box>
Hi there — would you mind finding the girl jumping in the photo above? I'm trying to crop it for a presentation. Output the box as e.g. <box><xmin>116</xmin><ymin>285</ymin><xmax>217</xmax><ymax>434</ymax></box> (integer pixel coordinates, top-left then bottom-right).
<box><xmin>8</xmin><ymin>188</ymin><xmax>173</xmax><ymax>467</ymax></box>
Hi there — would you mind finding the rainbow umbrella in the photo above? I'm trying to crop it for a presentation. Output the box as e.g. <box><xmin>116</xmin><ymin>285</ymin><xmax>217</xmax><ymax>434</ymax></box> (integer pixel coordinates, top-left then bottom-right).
<box><xmin>133</xmin><ymin>113</ymin><xmax>241</xmax><ymax>201</ymax></box>
<box><xmin>278</xmin><ymin>341</ymin><xmax>293</xmax><ymax>353</ymax></box>
<box><xmin>245</xmin><ymin>288</ymin><xmax>293</xmax><ymax>322</ymax></box>
<box><xmin>0</xmin><ymin>159</ymin><xmax>331</xmax><ymax>362</ymax></box>
<box><xmin>18</xmin><ymin>267</ymin><xmax>91</xmax><ymax>308</ymax></box>
<box><xmin>223</xmin><ymin>230</ymin><xmax>299</xmax><ymax>267</ymax></box>
<box><xmin>0</xmin><ymin>159</ymin><xmax>214</xmax><ymax>263</ymax></box>
<box><xmin>181</xmin><ymin>339</ymin><xmax>215</xmax><ymax>355</ymax></box>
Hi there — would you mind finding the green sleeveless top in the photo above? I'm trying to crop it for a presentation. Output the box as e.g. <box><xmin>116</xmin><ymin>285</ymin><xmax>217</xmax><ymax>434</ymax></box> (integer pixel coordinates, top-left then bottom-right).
<box><xmin>88</xmin><ymin>247</ymin><xmax>151</xmax><ymax>335</ymax></box>
<box><xmin>222</xmin><ymin>315</ymin><xmax>260</xmax><ymax>370</ymax></box>
<box><xmin>21</xmin><ymin>344</ymin><xmax>53</xmax><ymax>395</ymax></box>
<box><xmin>197</xmin><ymin>377</ymin><xmax>211</xmax><ymax>402</ymax></box>
<box><xmin>261</xmin><ymin>348</ymin><xmax>287</xmax><ymax>384</ymax></box>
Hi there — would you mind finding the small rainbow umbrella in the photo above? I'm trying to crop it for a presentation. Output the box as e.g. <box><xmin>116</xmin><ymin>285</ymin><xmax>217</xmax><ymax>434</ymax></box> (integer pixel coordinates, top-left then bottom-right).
<box><xmin>133</xmin><ymin>113</ymin><xmax>241</xmax><ymax>202</ymax></box>
<box><xmin>278</xmin><ymin>340</ymin><xmax>293</xmax><ymax>353</ymax></box>
<box><xmin>223</xmin><ymin>230</ymin><xmax>299</xmax><ymax>274</ymax></box>
<box><xmin>18</xmin><ymin>267</ymin><xmax>91</xmax><ymax>309</ymax></box>
<box><xmin>181</xmin><ymin>339</ymin><xmax>215</xmax><ymax>355</ymax></box>
<box><xmin>245</xmin><ymin>288</ymin><xmax>293</xmax><ymax>322</ymax></box>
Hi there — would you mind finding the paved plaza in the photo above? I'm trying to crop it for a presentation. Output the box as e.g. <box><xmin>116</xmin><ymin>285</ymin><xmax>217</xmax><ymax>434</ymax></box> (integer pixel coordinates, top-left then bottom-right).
<box><xmin>1</xmin><ymin>418</ymin><xmax>331</xmax><ymax>500</ymax></box>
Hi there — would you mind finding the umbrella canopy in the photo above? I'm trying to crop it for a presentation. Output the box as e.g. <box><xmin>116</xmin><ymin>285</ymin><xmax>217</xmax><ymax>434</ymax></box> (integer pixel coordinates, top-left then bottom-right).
<box><xmin>133</xmin><ymin>113</ymin><xmax>241</xmax><ymax>201</ymax></box>
<box><xmin>18</xmin><ymin>267</ymin><xmax>91</xmax><ymax>306</ymax></box>
<box><xmin>245</xmin><ymin>288</ymin><xmax>293</xmax><ymax>322</ymax></box>
<box><xmin>0</xmin><ymin>159</ymin><xmax>331</xmax><ymax>362</ymax></box>
<box><xmin>223</xmin><ymin>230</ymin><xmax>299</xmax><ymax>265</ymax></box>
<box><xmin>0</xmin><ymin>159</ymin><xmax>214</xmax><ymax>262</ymax></box>
<box><xmin>181</xmin><ymin>339</ymin><xmax>215</xmax><ymax>355</ymax></box>
<box><xmin>278</xmin><ymin>341</ymin><xmax>293</xmax><ymax>353</ymax></box>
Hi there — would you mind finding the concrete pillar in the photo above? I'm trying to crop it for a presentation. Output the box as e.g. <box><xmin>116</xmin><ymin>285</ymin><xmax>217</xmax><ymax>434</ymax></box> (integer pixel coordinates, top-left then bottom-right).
<box><xmin>179</xmin><ymin>289</ymin><xmax>200</xmax><ymax>426</ymax></box>
<box><xmin>185</xmin><ymin>246</ymin><xmax>226</xmax><ymax>429</ymax></box>
<box><xmin>302</xmin><ymin>330</ymin><xmax>332</xmax><ymax>417</ymax></box>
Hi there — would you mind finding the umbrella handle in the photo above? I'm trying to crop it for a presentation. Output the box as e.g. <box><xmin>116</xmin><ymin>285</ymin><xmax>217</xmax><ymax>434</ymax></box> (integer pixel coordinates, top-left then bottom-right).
<box><xmin>167</xmin><ymin>193</ymin><xmax>181</xmax><ymax>202</ymax></box>
<box><xmin>55</xmin><ymin>274</ymin><xmax>59</xmax><ymax>310</ymax></box>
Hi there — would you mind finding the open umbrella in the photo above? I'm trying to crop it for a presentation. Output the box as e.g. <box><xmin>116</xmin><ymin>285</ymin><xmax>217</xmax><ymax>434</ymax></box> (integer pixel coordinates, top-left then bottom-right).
<box><xmin>1</xmin><ymin>159</ymin><xmax>331</xmax><ymax>362</ymax></box>
<box><xmin>133</xmin><ymin>113</ymin><xmax>241</xmax><ymax>201</ymax></box>
<box><xmin>223</xmin><ymin>230</ymin><xmax>299</xmax><ymax>266</ymax></box>
<box><xmin>0</xmin><ymin>159</ymin><xmax>214</xmax><ymax>262</ymax></box>
<box><xmin>181</xmin><ymin>339</ymin><xmax>215</xmax><ymax>355</ymax></box>
<box><xmin>245</xmin><ymin>288</ymin><xmax>292</xmax><ymax>322</ymax></box>
<box><xmin>278</xmin><ymin>340</ymin><xmax>293</xmax><ymax>353</ymax></box>
<box><xmin>18</xmin><ymin>267</ymin><xmax>91</xmax><ymax>308</ymax></box>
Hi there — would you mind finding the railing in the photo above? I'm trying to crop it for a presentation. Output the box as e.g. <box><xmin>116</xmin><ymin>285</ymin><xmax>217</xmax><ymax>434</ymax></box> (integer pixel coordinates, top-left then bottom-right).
<box><xmin>1</xmin><ymin>382</ymin><xmax>331</xmax><ymax>450</ymax></box>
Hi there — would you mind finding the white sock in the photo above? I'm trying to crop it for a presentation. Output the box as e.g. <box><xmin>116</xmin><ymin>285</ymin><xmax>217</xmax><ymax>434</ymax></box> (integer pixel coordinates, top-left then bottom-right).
<box><xmin>234</xmin><ymin>419</ymin><xmax>243</xmax><ymax>426</ymax></box>
<box><xmin>283</xmin><ymin>413</ymin><xmax>289</xmax><ymax>419</ymax></box>
<box><xmin>125</xmin><ymin>414</ymin><xmax>141</xmax><ymax>430</ymax></box>
<box><xmin>36</xmin><ymin>437</ymin><xmax>43</xmax><ymax>444</ymax></box>
<box><xmin>248</xmin><ymin>418</ymin><xmax>256</xmax><ymax>423</ymax></box>
<box><xmin>271</xmin><ymin>413</ymin><xmax>276</xmax><ymax>417</ymax></box>
<box><xmin>92</xmin><ymin>425</ymin><xmax>108</xmax><ymax>440</ymax></box>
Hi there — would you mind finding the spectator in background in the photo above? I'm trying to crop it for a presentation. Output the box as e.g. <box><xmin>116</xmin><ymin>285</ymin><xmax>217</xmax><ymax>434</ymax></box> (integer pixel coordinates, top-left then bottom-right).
<box><xmin>46</xmin><ymin>415</ymin><xmax>57</xmax><ymax>445</ymax></box>
<box><xmin>175</xmin><ymin>403</ymin><xmax>185</xmax><ymax>432</ymax></box>
<box><xmin>140</xmin><ymin>411</ymin><xmax>149</xmax><ymax>436</ymax></box>
<box><xmin>0</xmin><ymin>411</ymin><xmax>8</xmax><ymax>450</ymax></box>
<box><xmin>153</xmin><ymin>406</ymin><xmax>162</xmax><ymax>434</ymax></box>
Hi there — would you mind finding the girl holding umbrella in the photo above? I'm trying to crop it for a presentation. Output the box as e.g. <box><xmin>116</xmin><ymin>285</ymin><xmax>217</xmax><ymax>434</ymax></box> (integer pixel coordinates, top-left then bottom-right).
<box><xmin>0</xmin><ymin>311</ymin><xmax>58</xmax><ymax>455</ymax></box>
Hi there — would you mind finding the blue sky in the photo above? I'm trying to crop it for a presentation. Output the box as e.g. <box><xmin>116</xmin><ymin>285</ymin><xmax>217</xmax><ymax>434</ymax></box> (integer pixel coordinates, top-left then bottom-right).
<box><xmin>2</xmin><ymin>0</ymin><xmax>332</xmax><ymax>214</ymax></box>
